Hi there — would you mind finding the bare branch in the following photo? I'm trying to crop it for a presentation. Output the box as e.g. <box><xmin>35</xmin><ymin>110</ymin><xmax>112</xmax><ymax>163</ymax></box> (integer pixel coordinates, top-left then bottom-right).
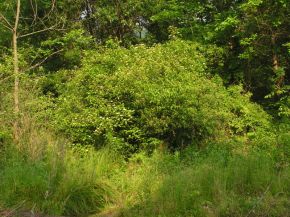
<box><xmin>0</xmin><ymin>21</ymin><xmax>13</xmax><ymax>31</ymax></box>
<box><xmin>43</xmin><ymin>0</ymin><xmax>56</xmax><ymax>20</ymax></box>
<box><xmin>0</xmin><ymin>13</ymin><xmax>13</xmax><ymax>30</ymax></box>
<box><xmin>30</xmin><ymin>0</ymin><xmax>37</xmax><ymax>24</ymax></box>
<box><xmin>35</xmin><ymin>0</ymin><xmax>38</xmax><ymax>22</ymax></box>
<box><xmin>18</xmin><ymin>25</ymin><xmax>57</xmax><ymax>38</ymax></box>
<box><xmin>24</xmin><ymin>49</ymin><xmax>63</xmax><ymax>72</ymax></box>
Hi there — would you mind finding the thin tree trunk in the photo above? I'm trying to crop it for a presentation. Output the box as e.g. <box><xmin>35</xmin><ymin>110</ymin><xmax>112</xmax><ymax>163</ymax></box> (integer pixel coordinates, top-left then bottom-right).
<box><xmin>13</xmin><ymin>0</ymin><xmax>21</xmax><ymax>144</ymax></box>
<box><xmin>271</xmin><ymin>35</ymin><xmax>279</xmax><ymax>70</ymax></box>
<box><xmin>271</xmin><ymin>35</ymin><xmax>284</xmax><ymax>88</ymax></box>
<box><xmin>272</xmin><ymin>53</ymin><xmax>279</xmax><ymax>71</ymax></box>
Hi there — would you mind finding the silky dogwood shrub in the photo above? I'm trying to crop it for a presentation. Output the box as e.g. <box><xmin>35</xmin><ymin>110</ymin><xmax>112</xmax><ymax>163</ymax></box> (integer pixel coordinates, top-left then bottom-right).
<box><xmin>53</xmin><ymin>40</ymin><xmax>271</xmax><ymax>155</ymax></box>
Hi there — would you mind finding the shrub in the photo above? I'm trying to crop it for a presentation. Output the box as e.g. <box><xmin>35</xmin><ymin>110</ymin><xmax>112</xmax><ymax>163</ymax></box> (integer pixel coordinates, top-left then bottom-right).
<box><xmin>53</xmin><ymin>40</ymin><xmax>271</xmax><ymax>155</ymax></box>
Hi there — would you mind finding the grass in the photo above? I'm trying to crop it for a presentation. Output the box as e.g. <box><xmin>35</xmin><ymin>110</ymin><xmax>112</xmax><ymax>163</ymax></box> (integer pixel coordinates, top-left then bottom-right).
<box><xmin>116</xmin><ymin>149</ymin><xmax>290</xmax><ymax>217</ymax></box>
<box><xmin>0</xmin><ymin>142</ymin><xmax>117</xmax><ymax>216</ymax></box>
<box><xmin>0</xmin><ymin>132</ymin><xmax>289</xmax><ymax>217</ymax></box>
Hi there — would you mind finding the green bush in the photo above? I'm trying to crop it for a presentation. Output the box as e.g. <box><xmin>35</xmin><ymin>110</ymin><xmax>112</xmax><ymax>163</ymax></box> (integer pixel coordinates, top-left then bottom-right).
<box><xmin>53</xmin><ymin>40</ymin><xmax>271</xmax><ymax>155</ymax></box>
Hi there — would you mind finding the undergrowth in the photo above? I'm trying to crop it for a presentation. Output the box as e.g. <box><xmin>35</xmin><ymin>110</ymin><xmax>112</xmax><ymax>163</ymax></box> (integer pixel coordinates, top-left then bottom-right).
<box><xmin>0</xmin><ymin>142</ymin><xmax>116</xmax><ymax>216</ymax></box>
<box><xmin>116</xmin><ymin>147</ymin><xmax>290</xmax><ymax>217</ymax></box>
<box><xmin>0</xmin><ymin>131</ymin><xmax>289</xmax><ymax>217</ymax></box>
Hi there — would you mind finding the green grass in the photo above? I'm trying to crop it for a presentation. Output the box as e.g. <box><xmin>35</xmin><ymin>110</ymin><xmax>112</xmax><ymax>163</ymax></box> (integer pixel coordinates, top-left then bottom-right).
<box><xmin>0</xmin><ymin>137</ymin><xmax>289</xmax><ymax>217</ymax></box>
<box><xmin>117</xmin><ymin>149</ymin><xmax>290</xmax><ymax>217</ymax></box>
<box><xmin>0</xmin><ymin>144</ymin><xmax>116</xmax><ymax>216</ymax></box>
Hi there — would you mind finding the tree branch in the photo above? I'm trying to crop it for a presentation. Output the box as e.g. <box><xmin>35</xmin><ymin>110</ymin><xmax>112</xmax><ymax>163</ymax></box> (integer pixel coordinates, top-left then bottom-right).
<box><xmin>24</xmin><ymin>49</ymin><xmax>63</xmax><ymax>72</ymax></box>
<box><xmin>18</xmin><ymin>26</ymin><xmax>55</xmax><ymax>38</ymax></box>
<box><xmin>0</xmin><ymin>13</ymin><xmax>13</xmax><ymax>30</ymax></box>
<box><xmin>18</xmin><ymin>25</ymin><xmax>65</xmax><ymax>39</ymax></box>
<box><xmin>30</xmin><ymin>0</ymin><xmax>37</xmax><ymax>24</ymax></box>
<box><xmin>0</xmin><ymin>21</ymin><xmax>13</xmax><ymax>31</ymax></box>
<box><xmin>0</xmin><ymin>13</ymin><xmax>13</xmax><ymax>28</ymax></box>
<box><xmin>43</xmin><ymin>0</ymin><xmax>56</xmax><ymax>20</ymax></box>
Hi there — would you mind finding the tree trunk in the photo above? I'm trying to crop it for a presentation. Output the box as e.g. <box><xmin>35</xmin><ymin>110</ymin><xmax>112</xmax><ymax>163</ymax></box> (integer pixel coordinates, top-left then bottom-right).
<box><xmin>13</xmin><ymin>0</ymin><xmax>20</xmax><ymax>144</ymax></box>
<box><xmin>271</xmin><ymin>35</ymin><xmax>279</xmax><ymax>70</ymax></box>
<box><xmin>272</xmin><ymin>53</ymin><xmax>279</xmax><ymax>71</ymax></box>
<box><xmin>271</xmin><ymin>35</ymin><xmax>284</xmax><ymax>88</ymax></box>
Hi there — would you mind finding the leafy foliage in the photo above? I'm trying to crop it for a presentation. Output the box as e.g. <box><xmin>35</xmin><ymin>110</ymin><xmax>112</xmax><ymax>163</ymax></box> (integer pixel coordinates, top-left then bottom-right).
<box><xmin>52</xmin><ymin>40</ymin><xmax>271</xmax><ymax>155</ymax></box>
<box><xmin>0</xmin><ymin>1</ymin><xmax>289</xmax><ymax>216</ymax></box>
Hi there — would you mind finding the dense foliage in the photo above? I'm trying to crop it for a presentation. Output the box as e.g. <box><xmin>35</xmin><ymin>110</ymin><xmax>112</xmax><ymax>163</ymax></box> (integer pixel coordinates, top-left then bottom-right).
<box><xmin>0</xmin><ymin>0</ymin><xmax>289</xmax><ymax>216</ymax></box>
<box><xmin>52</xmin><ymin>40</ymin><xmax>271</xmax><ymax>155</ymax></box>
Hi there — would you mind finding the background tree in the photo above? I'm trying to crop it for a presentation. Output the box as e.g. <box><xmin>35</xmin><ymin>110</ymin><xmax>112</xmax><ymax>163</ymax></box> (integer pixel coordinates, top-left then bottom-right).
<box><xmin>0</xmin><ymin>0</ymin><xmax>73</xmax><ymax>144</ymax></box>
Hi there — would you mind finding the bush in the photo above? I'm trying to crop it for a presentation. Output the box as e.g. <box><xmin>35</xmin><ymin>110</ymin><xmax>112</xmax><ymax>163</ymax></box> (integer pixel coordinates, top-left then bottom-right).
<box><xmin>53</xmin><ymin>40</ymin><xmax>271</xmax><ymax>156</ymax></box>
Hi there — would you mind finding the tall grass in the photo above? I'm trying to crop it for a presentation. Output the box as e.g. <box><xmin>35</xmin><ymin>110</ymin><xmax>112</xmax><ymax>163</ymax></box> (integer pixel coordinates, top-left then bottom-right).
<box><xmin>1</xmin><ymin>117</ymin><xmax>289</xmax><ymax>217</ymax></box>
<box><xmin>118</xmin><ymin>149</ymin><xmax>290</xmax><ymax>217</ymax></box>
<box><xmin>0</xmin><ymin>140</ymin><xmax>116</xmax><ymax>216</ymax></box>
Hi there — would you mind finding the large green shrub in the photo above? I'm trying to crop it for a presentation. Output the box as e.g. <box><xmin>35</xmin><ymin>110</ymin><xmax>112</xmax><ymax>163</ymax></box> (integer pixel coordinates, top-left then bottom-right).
<box><xmin>53</xmin><ymin>40</ymin><xmax>271</xmax><ymax>155</ymax></box>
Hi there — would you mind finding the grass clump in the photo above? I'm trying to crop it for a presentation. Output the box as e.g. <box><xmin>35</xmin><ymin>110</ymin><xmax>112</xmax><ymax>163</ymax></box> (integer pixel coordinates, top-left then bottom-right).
<box><xmin>0</xmin><ymin>143</ymin><xmax>116</xmax><ymax>216</ymax></box>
